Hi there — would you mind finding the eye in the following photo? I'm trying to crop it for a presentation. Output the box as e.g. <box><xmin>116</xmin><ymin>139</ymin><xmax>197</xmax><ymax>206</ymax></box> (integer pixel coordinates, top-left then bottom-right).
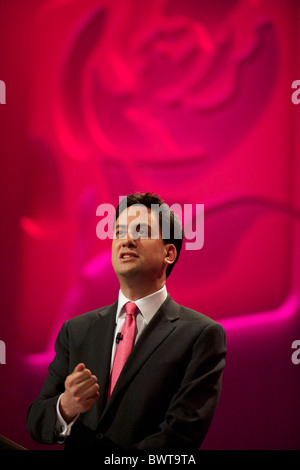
<box><xmin>136</xmin><ymin>225</ymin><xmax>149</xmax><ymax>238</ymax></box>
<box><xmin>115</xmin><ymin>228</ymin><xmax>126</xmax><ymax>239</ymax></box>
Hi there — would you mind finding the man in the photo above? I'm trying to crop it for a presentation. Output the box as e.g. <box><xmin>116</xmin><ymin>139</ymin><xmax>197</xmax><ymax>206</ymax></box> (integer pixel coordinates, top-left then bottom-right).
<box><xmin>27</xmin><ymin>192</ymin><xmax>226</xmax><ymax>452</ymax></box>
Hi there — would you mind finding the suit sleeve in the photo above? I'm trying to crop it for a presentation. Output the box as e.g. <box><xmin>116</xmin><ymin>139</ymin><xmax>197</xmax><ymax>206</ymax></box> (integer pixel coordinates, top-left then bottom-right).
<box><xmin>134</xmin><ymin>322</ymin><xmax>227</xmax><ymax>451</ymax></box>
<box><xmin>26</xmin><ymin>321</ymin><xmax>70</xmax><ymax>444</ymax></box>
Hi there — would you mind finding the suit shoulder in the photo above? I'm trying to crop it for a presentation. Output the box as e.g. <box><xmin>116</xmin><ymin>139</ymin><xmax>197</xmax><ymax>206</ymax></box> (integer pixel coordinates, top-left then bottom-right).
<box><xmin>66</xmin><ymin>303</ymin><xmax>116</xmax><ymax>328</ymax></box>
<box><xmin>178</xmin><ymin>304</ymin><xmax>224</xmax><ymax>331</ymax></box>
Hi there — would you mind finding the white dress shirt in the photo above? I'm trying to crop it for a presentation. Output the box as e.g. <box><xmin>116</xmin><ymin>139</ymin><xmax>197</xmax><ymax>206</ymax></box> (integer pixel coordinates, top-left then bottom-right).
<box><xmin>110</xmin><ymin>285</ymin><xmax>167</xmax><ymax>368</ymax></box>
<box><xmin>55</xmin><ymin>285</ymin><xmax>168</xmax><ymax>441</ymax></box>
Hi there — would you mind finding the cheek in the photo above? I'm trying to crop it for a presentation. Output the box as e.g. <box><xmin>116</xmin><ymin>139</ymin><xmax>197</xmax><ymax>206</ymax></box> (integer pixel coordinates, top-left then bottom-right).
<box><xmin>112</xmin><ymin>239</ymin><xmax>121</xmax><ymax>252</ymax></box>
<box><xmin>145</xmin><ymin>243</ymin><xmax>166</xmax><ymax>263</ymax></box>
<box><xmin>111</xmin><ymin>243</ymin><xmax>119</xmax><ymax>263</ymax></box>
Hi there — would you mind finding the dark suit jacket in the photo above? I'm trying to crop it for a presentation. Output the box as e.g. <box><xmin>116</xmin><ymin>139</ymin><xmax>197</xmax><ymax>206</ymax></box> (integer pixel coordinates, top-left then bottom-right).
<box><xmin>26</xmin><ymin>295</ymin><xmax>226</xmax><ymax>451</ymax></box>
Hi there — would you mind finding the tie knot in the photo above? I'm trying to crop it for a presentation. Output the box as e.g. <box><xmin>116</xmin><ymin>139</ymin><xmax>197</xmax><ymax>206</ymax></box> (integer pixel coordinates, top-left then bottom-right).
<box><xmin>125</xmin><ymin>302</ymin><xmax>138</xmax><ymax>317</ymax></box>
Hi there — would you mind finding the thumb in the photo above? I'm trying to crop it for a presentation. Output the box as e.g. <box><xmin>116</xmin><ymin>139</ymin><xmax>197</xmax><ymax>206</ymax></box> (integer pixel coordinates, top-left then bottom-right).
<box><xmin>74</xmin><ymin>363</ymin><xmax>85</xmax><ymax>373</ymax></box>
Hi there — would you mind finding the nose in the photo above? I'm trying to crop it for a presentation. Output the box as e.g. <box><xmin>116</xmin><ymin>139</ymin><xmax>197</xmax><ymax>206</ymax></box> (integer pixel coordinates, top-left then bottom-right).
<box><xmin>121</xmin><ymin>231</ymin><xmax>137</xmax><ymax>247</ymax></box>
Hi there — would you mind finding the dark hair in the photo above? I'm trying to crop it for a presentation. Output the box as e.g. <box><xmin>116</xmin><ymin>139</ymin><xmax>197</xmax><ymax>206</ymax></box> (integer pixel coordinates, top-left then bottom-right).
<box><xmin>115</xmin><ymin>192</ymin><xmax>184</xmax><ymax>278</ymax></box>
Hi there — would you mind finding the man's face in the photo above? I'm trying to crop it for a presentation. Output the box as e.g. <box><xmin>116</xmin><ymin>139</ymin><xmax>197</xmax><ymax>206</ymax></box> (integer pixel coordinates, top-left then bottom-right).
<box><xmin>111</xmin><ymin>204</ymin><xmax>172</xmax><ymax>284</ymax></box>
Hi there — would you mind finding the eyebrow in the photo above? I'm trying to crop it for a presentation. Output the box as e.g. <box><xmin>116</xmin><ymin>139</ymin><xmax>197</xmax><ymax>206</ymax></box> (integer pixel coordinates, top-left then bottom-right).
<box><xmin>115</xmin><ymin>223</ymin><xmax>151</xmax><ymax>231</ymax></box>
<box><xmin>115</xmin><ymin>223</ymin><xmax>155</xmax><ymax>240</ymax></box>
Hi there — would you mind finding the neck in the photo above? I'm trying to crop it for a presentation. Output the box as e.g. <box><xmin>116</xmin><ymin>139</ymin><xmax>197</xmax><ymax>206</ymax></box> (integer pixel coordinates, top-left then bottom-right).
<box><xmin>119</xmin><ymin>278</ymin><xmax>166</xmax><ymax>301</ymax></box>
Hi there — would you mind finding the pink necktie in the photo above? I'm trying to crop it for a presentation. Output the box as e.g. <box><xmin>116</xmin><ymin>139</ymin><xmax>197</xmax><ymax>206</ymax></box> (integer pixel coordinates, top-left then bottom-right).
<box><xmin>108</xmin><ymin>302</ymin><xmax>138</xmax><ymax>398</ymax></box>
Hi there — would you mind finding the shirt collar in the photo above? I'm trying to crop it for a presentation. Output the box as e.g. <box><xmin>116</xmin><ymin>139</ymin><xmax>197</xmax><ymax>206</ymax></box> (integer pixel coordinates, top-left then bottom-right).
<box><xmin>115</xmin><ymin>285</ymin><xmax>168</xmax><ymax>325</ymax></box>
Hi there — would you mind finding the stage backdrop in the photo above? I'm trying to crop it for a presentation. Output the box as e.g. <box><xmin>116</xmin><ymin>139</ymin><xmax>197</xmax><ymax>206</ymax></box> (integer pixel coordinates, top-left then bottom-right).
<box><xmin>0</xmin><ymin>0</ymin><xmax>299</xmax><ymax>450</ymax></box>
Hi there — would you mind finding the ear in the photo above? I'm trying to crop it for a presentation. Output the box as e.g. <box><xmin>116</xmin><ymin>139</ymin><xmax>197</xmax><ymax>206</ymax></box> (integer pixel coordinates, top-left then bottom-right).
<box><xmin>164</xmin><ymin>244</ymin><xmax>177</xmax><ymax>266</ymax></box>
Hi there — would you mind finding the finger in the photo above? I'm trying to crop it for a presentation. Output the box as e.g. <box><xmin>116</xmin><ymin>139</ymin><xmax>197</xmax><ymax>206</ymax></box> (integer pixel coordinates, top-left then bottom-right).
<box><xmin>80</xmin><ymin>389</ymin><xmax>100</xmax><ymax>411</ymax></box>
<box><xmin>72</xmin><ymin>367</ymin><xmax>93</xmax><ymax>385</ymax></box>
<box><xmin>74</xmin><ymin>363</ymin><xmax>85</xmax><ymax>373</ymax></box>
<box><xmin>65</xmin><ymin>365</ymin><xmax>90</xmax><ymax>388</ymax></box>
<box><xmin>81</xmin><ymin>383</ymin><xmax>100</xmax><ymax>401</ymax></box>
<box><xmin>73</xmin><ymin>375</ymin><xmax>98</xmax><ymax>397</ymax></box>
<box><xmin>72</xmin><ymin>382</ymin><xmax>100</xmax><ymax>411</ymax></box>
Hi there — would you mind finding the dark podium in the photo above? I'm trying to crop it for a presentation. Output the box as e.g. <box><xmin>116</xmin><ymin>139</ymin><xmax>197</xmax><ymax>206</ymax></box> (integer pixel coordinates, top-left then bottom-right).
<box><xmin>0</xmin><ymin>435</ymin><xmax>27</xmax><ymax>450</ymax></box>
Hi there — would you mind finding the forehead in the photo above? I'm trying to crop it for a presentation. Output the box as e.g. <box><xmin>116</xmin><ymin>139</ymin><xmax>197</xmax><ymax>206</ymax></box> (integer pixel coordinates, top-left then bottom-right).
<box><xmin>117</xmin><ymin>204</ymin><xmax>158</xmax><ymax>226</ymax></box>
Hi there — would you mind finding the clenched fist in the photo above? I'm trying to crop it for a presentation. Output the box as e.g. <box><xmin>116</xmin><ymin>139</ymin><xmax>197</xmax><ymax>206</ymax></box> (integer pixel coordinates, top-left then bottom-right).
<box><xmin>59</xmin><ymin>363</ymin><xmax>100</xmax><ymax>423</ymax></box>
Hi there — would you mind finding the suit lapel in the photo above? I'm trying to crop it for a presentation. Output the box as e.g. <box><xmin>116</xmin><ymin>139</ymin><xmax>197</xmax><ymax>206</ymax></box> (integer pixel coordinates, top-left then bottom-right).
<box><xmin>82</xmin><ymin>302</ymin><xmax>117</xmax><ymax>417</ymax></box>
<box><xmin>101</xmin><ymin>295</ymin><xmax>180</xmax><ymax>419</ymax></box>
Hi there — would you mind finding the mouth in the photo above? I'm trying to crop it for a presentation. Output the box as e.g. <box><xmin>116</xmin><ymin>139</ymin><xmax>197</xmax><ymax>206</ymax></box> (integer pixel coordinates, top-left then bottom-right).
<box><xmin>119</xmin><ymin>252</ymin><xmax>138</xmax><ymax>261</ymax></box>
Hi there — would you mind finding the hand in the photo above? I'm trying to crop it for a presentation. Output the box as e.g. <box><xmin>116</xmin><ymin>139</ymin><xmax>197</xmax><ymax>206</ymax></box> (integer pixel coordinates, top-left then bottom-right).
<box><xmin>60</xmin><ymin>363</ymin><xmax>100</xmax><ymax>423</ymax></box>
